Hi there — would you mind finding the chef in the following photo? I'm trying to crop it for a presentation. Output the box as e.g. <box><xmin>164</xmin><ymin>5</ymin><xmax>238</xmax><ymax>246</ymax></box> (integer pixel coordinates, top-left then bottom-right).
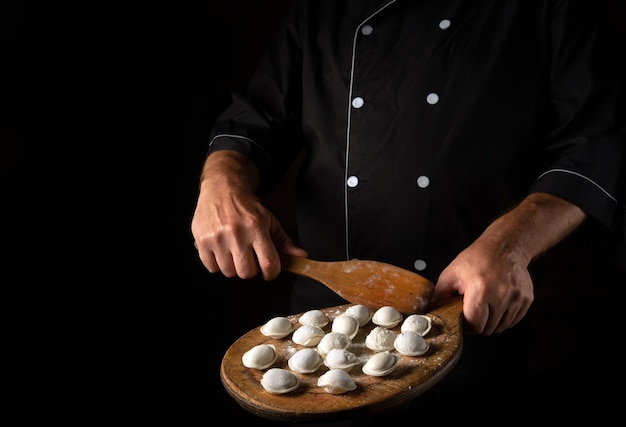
<box><xmin>192</xmin><ymin>0</ymin><xmax>624</xmax><ymax>419</ymax></box>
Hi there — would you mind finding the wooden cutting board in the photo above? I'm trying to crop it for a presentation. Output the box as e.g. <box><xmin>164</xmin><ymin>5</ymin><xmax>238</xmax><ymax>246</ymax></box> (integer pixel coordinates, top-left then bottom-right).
<box><xmin>220</xmin><ymin>296</ymin><xmax>463</xmax><ymax>423</ymax></box>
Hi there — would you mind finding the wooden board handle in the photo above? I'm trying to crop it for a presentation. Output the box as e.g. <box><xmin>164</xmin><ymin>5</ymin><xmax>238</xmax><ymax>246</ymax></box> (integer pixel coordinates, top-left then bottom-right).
<box><xmin>280</xmin><ymin>255</ymin><xmax>434</xmax><ymax>314</ymax></box>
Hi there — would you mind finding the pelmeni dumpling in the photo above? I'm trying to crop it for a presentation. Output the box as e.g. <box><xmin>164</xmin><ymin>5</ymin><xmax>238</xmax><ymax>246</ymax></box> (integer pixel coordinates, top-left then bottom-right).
<box><xmin>323</xmin><ymin>348</ymin><xmax>359</xmax><ymax>371</ymax></box>
<box><xmin>260</xmin><ymin>316</ymin><xmax>294</xmax><ymax>339</ymax></box>
<box><xmin>260</xmin><ymin>368</ymin><xmax>300</xmax><ymax>394</ymax></box>
<box><xmin>331</xmin><ymin>314</ymin><xmax>359</xmax><ymax>339</ymax></box>
<box><xmin>317</xmin><ymin>369</ymin><xmax>357</xmax><ymax>394</ymax></box>
<box><xmin>298</xmin><ymin>309</ymin><xmax>330</xmax><ymax>328</ymax></box>
<box><xmin>400</xmin><ymin>314</ymin><xmax>432</xmax><ymax>336</ymax></box>
<box><xmin>317</xmin><ymin>332</ymin><xmax>352</xmax><ymax>356</ymax></box>
<box><xmin>371</xmin><ymin>306</ymin><xmax>403</xmax><ymax>328</ymax></box>
<box><xmin>344</xmin><ymin>304</ymin><xmax>372</xmax><ymax>327</ymax></box>
<box><xmin>362</xmin><ymin>351</ymin><xmax>398</xmax><ymax>377</ymax></box>
<box><xmin>241</xmin><ymin>344</ymin><xmax>277</xmax><ymax>370</ymax></box>
<box><xmin>288</xmin><ymin>348</ymin><xmax>324</xmax><ymax>374</ymax></box>
<box><xmin>365</xmin><ymin>326</ymin><xmax>397</xmax><ymax>351</ymax></box>
<box><xmin>394</xmin><ymin>331</ymin><xmax>429</xmax><ymax>356</ymax></box>
<box><xmin>292</xmin><ymin>324</ymin><xmax>325</xmax><ymax>346</ymax></box>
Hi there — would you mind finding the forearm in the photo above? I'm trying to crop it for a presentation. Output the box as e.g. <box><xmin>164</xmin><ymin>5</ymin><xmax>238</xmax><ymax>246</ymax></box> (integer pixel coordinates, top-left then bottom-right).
<box><xmin>199</xmin><ymin>150</ymin><xmax>260</xmax><ymax>196</ymax></box>
<box><xmin>479</xmin><ymin>192</ymin><xmax>587</xmax><ymax>266</ymax></box>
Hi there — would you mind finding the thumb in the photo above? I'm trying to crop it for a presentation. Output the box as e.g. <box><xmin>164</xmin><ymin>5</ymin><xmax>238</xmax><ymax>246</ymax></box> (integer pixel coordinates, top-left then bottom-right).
<box><xmin>430</xmin><ymin>272</ymin><xmax>460</xmax><ymax>304</ymax></box>
<box><xmin>269</xmin><ymin>217</ymin><xmax>308</xmax><ymax>258</ymax></box>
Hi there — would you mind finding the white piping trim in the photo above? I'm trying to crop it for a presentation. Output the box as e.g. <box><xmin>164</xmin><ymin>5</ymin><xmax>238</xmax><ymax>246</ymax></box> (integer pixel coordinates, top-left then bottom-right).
<box><xmin>344</xmin><ymin>0</ymin><xmax>397</xmax><ymax>260</ymax></box>
<box><xmin>209</xmin><ymin>133</ymin><xmax>274</xmax><ymax>167</ymax></box>
<box><xmin>536</xmin><ymin>168</ymin><xmax>617</xmax><ymax>203</ymax></box>
<box><xmin>210</xmin><ymin>133</ymin><xmax>256</xmax><ymax>147</ymax></box>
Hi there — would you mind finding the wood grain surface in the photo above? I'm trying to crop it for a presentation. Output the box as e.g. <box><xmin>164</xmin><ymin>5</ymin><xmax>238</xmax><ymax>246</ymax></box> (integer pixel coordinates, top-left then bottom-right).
<box><xmin>220</xmin><ymin>296</ymin><xmax>463</xmax><ymax>423</ymax></box>
<box><xmin>280</xmin><ymin>256</ymin><xmax>435</xmax><ymax>315</ymax></box>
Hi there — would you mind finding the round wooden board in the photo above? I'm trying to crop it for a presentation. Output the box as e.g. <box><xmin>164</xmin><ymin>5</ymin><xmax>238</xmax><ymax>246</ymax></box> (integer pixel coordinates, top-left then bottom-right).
<box><xmin>220</xmin><ymin>297</ymin><xmax>463</xmax><ymax>423</ymax></box>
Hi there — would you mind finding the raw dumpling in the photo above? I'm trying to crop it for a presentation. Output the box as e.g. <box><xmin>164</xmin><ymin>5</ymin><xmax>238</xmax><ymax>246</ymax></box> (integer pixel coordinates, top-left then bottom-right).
<box><xmin>298</xmin><ymin>309</ymin><xmax>330</xmax><ymax>328</ymax></box>
<box><xmin>394</xmin><ymin>331</ymin><xmax>429</xmax><ymax>356</ymax></box>
<box><xmin>371</xmin><ymin>306</ymin><xmax>403</xmax><ymax>328</ymax></box>
<box><xmin>331</xmin><ymin>314</ymin><xmax>359</xmax><ymax>339</ymax></box>
<box><xmin>365</xmin><ymin>326</ymin><xmax>397</xmax><ymax>351</ymax></box>
<box><xmin>400</xmin><ymin>314</ymin><xmax>432</xmax><ymax>336</ymax></box>
<box><xmin>344</xmin><ymin>304</ymin><xmax>372</xmax><ymax>327</ymax></box>
<box><xmin>241</xmin><ymin>344</ymin><xmax>277</xmax><ymax>370</ymax></box>
<box><xmin>317</xmin><ymin>369</ymin><xmax>357</xmax><ymax>394</ymax></box>
<box><xmin>317</xmin><ymin>332</ymin><xmax>352</xmax><ymax>356</ymax></box>
<box><xmin>288</xmin><ymin>348</ymin><xmax>324</xmax><ymax>374</ymax></box>
<box><xmin>260</xmin><ymin>368</ymin><xmax>300</xmax><ymax>394</ymax></box>
<box><xmin>260</xmin><ymin>316</ymin><xmax>294</xmax><ymax>339</ymax></box>
<box><xmin>292</xmin><ymin>324</ymin><xmax>325</xmax><ymax>346</ymax></box>
<box><xmin>362</xmin><ymin>351</ymin><xmax>398</xmax><ymax>377</ymax></box>
<box><xmin>323</xmin><ymin>348</ymin><xmax>359</xmax><ymax>371</ymax></box>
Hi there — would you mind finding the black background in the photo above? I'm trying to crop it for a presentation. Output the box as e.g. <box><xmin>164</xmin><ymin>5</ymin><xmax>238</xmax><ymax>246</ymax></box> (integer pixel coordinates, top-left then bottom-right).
<box><xmin>4</xmin><ymin>2</ymin><xmax>295</xmax><ymax>426</ymax></box>
<box><xmin>3</xmin><ymin>2</ymin><xmax>626</xmax><ymax>426</ymax></box>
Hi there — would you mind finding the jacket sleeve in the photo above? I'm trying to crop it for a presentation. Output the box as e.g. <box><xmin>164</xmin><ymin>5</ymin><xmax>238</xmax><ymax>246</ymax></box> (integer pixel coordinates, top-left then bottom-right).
<box><xmin>207</xmin><ymin>2</ymin><xmax>304</xmax><ymax>194</ymax></box>
<box><xmin>528</xmin><ymin>0</ymin><xmax>626</xmax><ymax>231</ymax></box>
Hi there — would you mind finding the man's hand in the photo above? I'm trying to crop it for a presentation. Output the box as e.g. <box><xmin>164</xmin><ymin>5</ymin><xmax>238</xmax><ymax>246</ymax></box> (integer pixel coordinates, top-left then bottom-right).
<box><xmin>433</xmin><ymin>236</ymin><xmax>534</xmax><ymax>335</ymax></box>
<box><xmin>431</xmin><ymin>192</ymin><xmax>586</xmax><ymax>335</ymax></box>
<box><xmin>191</xmin><ymin>150</ymin><xmax>307</xmax><ymax>280</ymax></box>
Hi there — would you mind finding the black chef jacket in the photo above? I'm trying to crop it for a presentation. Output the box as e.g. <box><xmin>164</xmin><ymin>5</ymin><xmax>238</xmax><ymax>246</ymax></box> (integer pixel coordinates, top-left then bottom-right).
<box><xmin>208</xmin><ymin>0</ymin><xmax>625</xmax><ymax>310</ymax></box>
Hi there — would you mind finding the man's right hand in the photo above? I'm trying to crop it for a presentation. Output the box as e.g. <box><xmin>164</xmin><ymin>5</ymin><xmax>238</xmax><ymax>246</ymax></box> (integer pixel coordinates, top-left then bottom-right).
<box><xmin>191</xmin><ymin>150</ymin><xmax>307</xmax><ymax>280</ymax></box>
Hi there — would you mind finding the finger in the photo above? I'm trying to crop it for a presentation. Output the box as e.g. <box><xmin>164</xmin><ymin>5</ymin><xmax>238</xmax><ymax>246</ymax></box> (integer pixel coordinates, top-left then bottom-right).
<box><xmin>492</xmin><ymin>300</ymin><xmax>528</xmax><ymax>334</ymax></box>
<box><xmin>194</xmin><ymin>240</ymin><xmax>221</xmax><ymax>273</ymax></box>
<box><xmin>430</xmin><ymin>285</ymin><xmax>458</xmax><ymax>304</ymax></box>
<box><xmin>461</xmin><ymin>303</ymin><xmax>486</xmax><ymax>336</ymax></box>
<box><xmin>213</xmin><ymin>251</ymin><xmax>237</xmax><ymax>278</ymax></box>
<box><xmin>253</xmin><ymin>217</ymin><xmax>305</xmax><ymax>281</ymax></box>
<box><xmin>253</xmin><ymin>239</ymin><xmax>282</xmax><ymax>281</ymax></box>
<box><xmin>503</xmin><ymin>301</ymin><xmax>530</xmax><ymax>332</ymax></box>
<box><xmin>203</xmin><ymin>251</ymin><xmax>220</xmax><ymax>274</ymax></box>
<box><xmin>273</xmin><ymin>230</ymin><xmax>308</xmax><ymax>258</ymax></box>
<box><xmin>483</xmin><ymin>312</ymin><xmax>503</xmax><ymax>336</ymax></box>
<box><xmin>483</xmin><ymin>303</ymin><xmax>510</xmax><ymax>335</ymax></box>
<box><xmin>431</xmin><ymin>272</ymin><xmax>460</xmax><ymax>304</ymax></box>
<box><xmin>231</xmin><ymin>248</ymin><xmax>260</xmax><ymax>279</ymax></box>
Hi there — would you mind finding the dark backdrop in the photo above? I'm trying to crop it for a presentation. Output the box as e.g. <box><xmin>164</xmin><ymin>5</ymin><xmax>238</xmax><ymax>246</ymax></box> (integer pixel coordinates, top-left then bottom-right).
<box><xmin>4</xmin><ymin>2</ymin><xmax>295</xmax><ymax>426</ymax></box>
<box><xmin>3</xmin><ymin>2</ymin><xmax>625</xmax><ymax>426</ymax></box>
